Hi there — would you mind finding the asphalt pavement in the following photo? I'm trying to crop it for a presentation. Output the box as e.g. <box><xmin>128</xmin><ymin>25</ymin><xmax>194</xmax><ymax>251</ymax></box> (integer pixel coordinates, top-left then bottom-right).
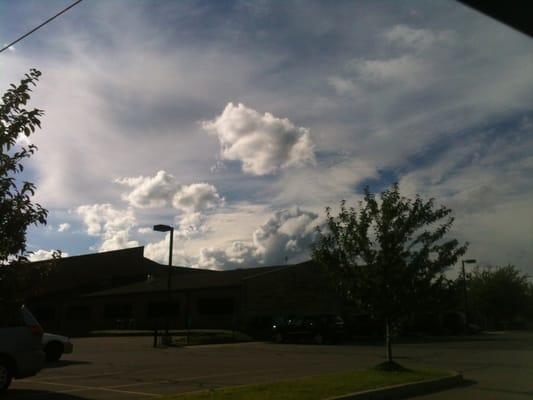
<box><xmin>7</xmin><ymin>331</ymin><xmax>533</xmax><ymax>399</ymax></box>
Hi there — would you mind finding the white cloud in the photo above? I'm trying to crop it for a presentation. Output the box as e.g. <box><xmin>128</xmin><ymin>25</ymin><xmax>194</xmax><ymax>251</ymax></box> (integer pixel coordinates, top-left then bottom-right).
<box><xmin>57</xmin><ymin>223</ymin><xmax>71</xmax><ymax>232</ymax></box>
<box><xmin>28</xmin><ymin>249</ymin><xmax>69</xmax><ymax>262</ymax></box>
<box><xmin>144</xmin><ymin>232</ymin><xmax>190</xmax><ymax>265</ymax></box>
<box><xmin>196</xmin><ymin>207</ymin><xmax>324</xmax><ymax>268</ymax></box>
<box><xmin>202</xmin><ymin>102</ymin><xmax>316</xmax><ymax>175</ymax></box>
<box><xmin>76</xmin><ymin>204</ymin><xmax>138</xmax><ymax>252</ymax></box>
<box><xmin>272</xmin><ymin>158</ymin><xmax>377</xmax><ymax>209</ymax></box>
<box><xmin>398</xmin><ymin>128</ymin><xmax>533</xmax><ymax>270</ymax></box>
<box><xmin>347</xmin><ymin>55</ymin><xmax>426</xmax><ymax>87</ymax></box>
<box><xmin>175</xmin><ymin>212</ymin><xmax>209</xmax><ymax>239</ymax></box>
<box><xmin>172</xmin><ymin>183</ymin><xmax>224</xmax><ymax>212</ymax></box>
<box><xmin>327</xmin><ymin>76</ymin><xmax>357</xmax><ymax>95</ymax></box>
<box><xmin>2</xmin><ymin>44</ymin><xmax>15</xmax><ymax>52</ymax></box>
<box><xmin>384</xmin><ymin>25</ymin><xmax>456</xmax><ymax>52</ymax></box>
<box><xmin>99</xmin><ymin>230</ymin><xmax>139</xmax><ymax>252</ymax></box>
<box><xmin>116</xmin><ymin>170</ymin><xmax>178</xmax><ymax>208</ymax></box>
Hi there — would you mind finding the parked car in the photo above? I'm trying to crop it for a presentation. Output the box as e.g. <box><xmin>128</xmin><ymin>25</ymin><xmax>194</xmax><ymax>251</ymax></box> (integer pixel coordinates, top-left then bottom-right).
<box><xmin>272</xmin><ymin>314</ymin><xmax>345</xmax><ymax>344</ymax></box>
<box><xmin>42</xmin><ymin>333</ymin><xmax>74</xmax><ymax>362</ymax></box>
<box><xmin>0</xmin><ymin>304</ymin><xmax>45</xmax><ymax>391</ymax></box>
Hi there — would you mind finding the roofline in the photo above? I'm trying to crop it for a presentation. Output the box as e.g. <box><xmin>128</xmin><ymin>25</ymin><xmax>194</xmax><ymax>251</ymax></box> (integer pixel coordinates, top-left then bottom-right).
<box><xmin>241</xmin><ymin>260</ymin><xmax>314</xmax><ymax>280</ymax></box>
<box><xmin>28</xmin><ymin>246</ymin><xmax>146</xmax><ymax>264</ymax></box>
<box><xmin>82</xmin><ymin>284</ymin><xmax>243</xmax><ymax>298</ymax></box>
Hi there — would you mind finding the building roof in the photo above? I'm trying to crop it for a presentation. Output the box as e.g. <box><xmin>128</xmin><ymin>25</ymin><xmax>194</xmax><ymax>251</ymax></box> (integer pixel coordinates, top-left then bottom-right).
<box><xmin>26</xmin><ymin>247</ymin><xmax>207</xmax><ymax>299</ymax></box>
<box><xmin>82</xmin><ymin>263</ymin><xmax>306</xmax><ymax>297</ymax></box>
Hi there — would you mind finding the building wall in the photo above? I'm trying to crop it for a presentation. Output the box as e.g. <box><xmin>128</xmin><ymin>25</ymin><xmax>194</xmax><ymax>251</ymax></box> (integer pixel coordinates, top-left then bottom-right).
<box><xmin>32</xmin><ymin>286</ymin><xmax>242</xmax><ymax>335</ymax></box>
<box><xmin>30</xmin><ymin>262</ymin><xmax>343</xmax><ymax>336</ymax></box>
<box><xmin>242</xmin><ymin>263</ymin><xmax>342</xmax><ymax>327</ymax></box>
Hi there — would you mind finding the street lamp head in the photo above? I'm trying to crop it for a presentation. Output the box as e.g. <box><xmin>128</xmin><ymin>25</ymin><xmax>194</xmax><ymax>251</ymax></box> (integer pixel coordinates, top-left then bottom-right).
<box><xmin>463</xmin><ymin>259</ymin><xmax>477</xmax><ymax>264</ymax></box>
<box><xmin>153</xmin><ymin>224</ymin><xmax>172</xmax><ymax>232</ymax></box>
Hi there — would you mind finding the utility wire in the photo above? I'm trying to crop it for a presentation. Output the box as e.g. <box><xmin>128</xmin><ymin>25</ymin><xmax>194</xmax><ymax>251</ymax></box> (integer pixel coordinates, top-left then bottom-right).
<box><xmin>0</xmin><ymin>0</ymin><xmax>84</xmax><ymax>54</ymax></box>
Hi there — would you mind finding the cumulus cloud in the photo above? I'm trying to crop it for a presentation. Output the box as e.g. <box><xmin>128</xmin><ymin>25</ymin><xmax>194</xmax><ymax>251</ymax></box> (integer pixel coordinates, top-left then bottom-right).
<box><xmin>57</xmin><ymin>223</ymin><xmax>71</xmax><ymax>232</ymax></box>
<box><xmin>202</xmin><ymin>103</ymin><xmax>316</xmax><ymax>175</ymax></box>
<box><xmin>28</xmin><ymin>249</ymin><xmax>69</xmax><ymax>262</ymax></box>
<box><xmin>196</xmin><ymin>208</ymin><xmax>323</xmax><ymax>268</ymax></box>
<box><xmin>172</xmin><ymin>183</ymin><xmax>224</xmax><ymax>212</ymax></box>
<box><xmin>144</xmin><ymin>232</ymin><xmax>190</xmax><ymax>265</ymax></box>
<box><xmin>76</xmin><ymin>204</ymin><xmax>138</xmax><ymax>252</ymax></box>
<box><xmin>115</xmin><ymin>170</ymin><xmax>178</xmax><ymax>208</ymax></box>
<box><xmin>175</xmin><ymin>212</ymin><xmax>209</xmax><ymax>239</ymax></box>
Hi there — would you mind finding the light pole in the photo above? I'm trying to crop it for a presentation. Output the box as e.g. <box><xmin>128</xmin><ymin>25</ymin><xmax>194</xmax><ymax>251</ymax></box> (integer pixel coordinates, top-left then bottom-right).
<box><xmin>462</xmin><ymin>258</ymin><xmax>476</xmax><ymax>332</ymax></box>
<box><xmin>153</xmin><ymin>224</ymin><xmax>174</xmax><ymax>337</ymax></box>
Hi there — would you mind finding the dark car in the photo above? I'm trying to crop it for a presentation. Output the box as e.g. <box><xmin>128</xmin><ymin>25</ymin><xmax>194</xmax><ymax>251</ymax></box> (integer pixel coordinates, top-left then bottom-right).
<box><xmin>272</xmin><ymin>314</ymin><xmax>345</xmax><ymax>344</ymax></box>
<box><xmin>0</xmin><ymin>305</ymin><xmax>45</xmax><ymax>391</ymax></box>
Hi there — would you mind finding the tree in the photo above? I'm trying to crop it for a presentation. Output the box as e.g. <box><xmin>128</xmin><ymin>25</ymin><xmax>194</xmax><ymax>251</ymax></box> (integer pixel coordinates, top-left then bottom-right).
<box><xmin>312</xmin><ymin>184</ymin><xmax>468</xmax><ymax>368</ymax></box>
<box><xmin>0</xmin><ymin>69</ymin><xmax>49</xmax><ymax>304</ymax></box>
<box><xmin>467</xmin><ymin>264</ymin><xmax>532</xmax><ymax>329</ymax></box>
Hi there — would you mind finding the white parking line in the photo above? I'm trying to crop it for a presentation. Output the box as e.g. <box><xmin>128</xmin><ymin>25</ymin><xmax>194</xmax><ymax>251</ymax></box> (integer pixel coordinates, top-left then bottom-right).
<box><xmin>21</xmin><ymin>379</ymin><xmax>161</xmax><ymax>397</ymax></box>
<box><xmin>105</xmin><ymin>368</ymin><xmax>282</xmax><ymax>389</ymax></box>
<box><xmin>29</xmin><ymin>370</ymin><xmax>127</xmax><ymax>381</ymax></box>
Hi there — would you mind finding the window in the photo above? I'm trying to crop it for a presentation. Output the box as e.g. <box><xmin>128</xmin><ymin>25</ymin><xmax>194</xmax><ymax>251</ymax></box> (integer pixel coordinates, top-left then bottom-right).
<box><xmin>104</xmin><ymin>304</ymin><xmax>132</xmax><ymax>319</ymax></box>
<box><xmin>0</xmin><ymin>305</ymin><xmax>24</xmax><ymax>327</ymax></box>
<box><xmin>66</xmin><ymin>305</ymin><xmax>91</xmax><ymax>320</ymax></box>
<box><xmin>197</xmin><ymin>298</ymin><xmax>234</xmax><ymax>316</ymax></box>
<box><xmin>147</xmin><ymin>301</ymin><xmax>180</xmax><ymax>318</ymax></box>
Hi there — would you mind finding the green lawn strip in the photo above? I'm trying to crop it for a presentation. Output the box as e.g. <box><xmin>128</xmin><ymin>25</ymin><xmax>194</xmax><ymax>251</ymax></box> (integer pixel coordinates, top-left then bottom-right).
<box><xmin>162</xmin><ymin>367</ymin><xmax>452</xmax><ymax>400</ymax></box>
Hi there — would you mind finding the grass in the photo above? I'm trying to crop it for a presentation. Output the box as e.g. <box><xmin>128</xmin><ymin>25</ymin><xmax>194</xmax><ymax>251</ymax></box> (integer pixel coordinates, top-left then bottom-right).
<box><xmin>161</xmin><ymin>367</ymin><xmax>452</xmax><ymax>400</ymax></box>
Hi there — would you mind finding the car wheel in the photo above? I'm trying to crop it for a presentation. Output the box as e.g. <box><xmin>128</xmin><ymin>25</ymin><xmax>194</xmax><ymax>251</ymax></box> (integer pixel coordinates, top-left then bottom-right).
<box><xmin>274</xmin><ymin>332</ymin><xmax>284</xmax><ymax>343</ymax></box>
<box><xmin>0</xmin><ymin>361</ymin><xmax>13</xmax><ymax>392</ymax></box>
<box><xmin>45</xmin><ymin>342</ymin><xmax>63</xmax><ymax>362</ymax></box>
<box><xmin>313</xmin><ymin>333</ymin><xmax>324</xmax><ymax>345</ymax></box>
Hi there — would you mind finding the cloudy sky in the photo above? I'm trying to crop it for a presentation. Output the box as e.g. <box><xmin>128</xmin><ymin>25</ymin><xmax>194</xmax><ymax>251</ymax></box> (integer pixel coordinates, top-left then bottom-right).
<box><xmin>1</xmin><ymin>0</ymin><xmax>532</xmax><ymax>273</ymax></box>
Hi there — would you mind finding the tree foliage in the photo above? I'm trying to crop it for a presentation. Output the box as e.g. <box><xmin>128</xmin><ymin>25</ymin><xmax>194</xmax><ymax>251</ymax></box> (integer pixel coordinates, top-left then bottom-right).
<box><xmin>467</xmin><ymin>264</ymin><xmax>533</xmax><ymax>328</ymax></box>
<box><xmin>1</xmin><ymin>69</ymin><xmax>50</xmax><ymax>304</ymax></box>
<box><xmin>1</xmin><ymin>69</ymin><xmax>48</xmax><ymax>263</ymax></box>
<box><xmin>312</xmin><ymin>184</ymin><xmax>468</xmax><ymax>363</ymax></box>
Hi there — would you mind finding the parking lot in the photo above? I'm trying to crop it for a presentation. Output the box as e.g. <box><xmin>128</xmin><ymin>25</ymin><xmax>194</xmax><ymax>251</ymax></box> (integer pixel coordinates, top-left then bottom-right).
<box><xmin>7</xmin><ymin>332</ymin><xmax>533</xmax><ymax>399</ymax></box>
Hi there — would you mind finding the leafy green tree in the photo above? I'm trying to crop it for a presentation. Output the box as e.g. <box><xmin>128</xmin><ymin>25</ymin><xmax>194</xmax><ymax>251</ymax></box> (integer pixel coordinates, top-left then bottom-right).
<box><xmin>0</xmin><ymin>69</ymin><xmax>50</xmax><ymax>304</ymax></box>
<box><xmin>312</xmin><ymin>184</ymin><xmax>468</xmax><ymax>367</ymax></box>
<box><xmin>468</xmin><ymin>264</ymin><xmax>532</xmax><ymax>329</ymax></box>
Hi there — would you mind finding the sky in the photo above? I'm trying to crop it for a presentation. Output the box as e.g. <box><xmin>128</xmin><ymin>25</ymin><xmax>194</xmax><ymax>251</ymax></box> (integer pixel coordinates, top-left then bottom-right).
<box><xmin>1</xmin><ymin>0</ymin><xmax>532</xmax><ymax>273</ymax></box>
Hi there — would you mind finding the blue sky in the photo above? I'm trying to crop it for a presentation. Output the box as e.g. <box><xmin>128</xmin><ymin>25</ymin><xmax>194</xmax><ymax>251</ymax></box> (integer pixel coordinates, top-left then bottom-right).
<box><xmin>1</xmin><ymin>0</ymin><xmax>532</xmax><ymax>272</ymax></box>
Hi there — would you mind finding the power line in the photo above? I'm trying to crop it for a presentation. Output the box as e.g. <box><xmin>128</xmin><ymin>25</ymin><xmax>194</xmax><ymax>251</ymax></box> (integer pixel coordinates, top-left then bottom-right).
<box><xmin>0</xmin><ymin>0</ymin><xmax>84</xmax><ymax>54</ymax></box>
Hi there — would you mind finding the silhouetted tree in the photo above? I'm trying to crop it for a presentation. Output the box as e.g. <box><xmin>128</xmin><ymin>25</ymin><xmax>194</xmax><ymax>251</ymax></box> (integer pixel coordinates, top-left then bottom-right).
<box><xmin>468</xmin><ymin>264</ymin><xmax>532</xmax><ymax>329</ymax></box>
<box><xmin>312</xmin><ymin>184</ymin><xmax>468</xmax><ymax>368</ymax></box>
<box><xmin>0</xmin><ymin>69</ymin><xmax>52</xmax><ymax>304</ymax></box>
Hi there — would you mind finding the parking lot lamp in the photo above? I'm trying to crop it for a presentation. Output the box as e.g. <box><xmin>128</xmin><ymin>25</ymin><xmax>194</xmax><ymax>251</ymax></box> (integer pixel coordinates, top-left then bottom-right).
<box><xmin>153</xmin><ymin>224</ymin><xmax>174</xmax><ymax>337</ymax></box>
<box><xmin>462</xmin><ymin>258</ymin><xmax>476</xmax><ymax>331</ymax></box>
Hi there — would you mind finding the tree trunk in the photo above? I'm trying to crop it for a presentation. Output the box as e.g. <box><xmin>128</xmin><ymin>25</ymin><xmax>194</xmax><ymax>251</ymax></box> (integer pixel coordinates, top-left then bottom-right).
<box><xmin>385</xmin><ymin>317</ymin><xmax>392</xmax><ymax>363</ymax></box>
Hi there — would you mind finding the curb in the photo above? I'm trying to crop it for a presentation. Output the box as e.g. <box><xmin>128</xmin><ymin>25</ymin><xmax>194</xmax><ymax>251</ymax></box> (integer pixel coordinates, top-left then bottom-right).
<box><xmin>326</xmin><ymin>373</ymin><xmax>463</xmax><ymax>400</ymax></box>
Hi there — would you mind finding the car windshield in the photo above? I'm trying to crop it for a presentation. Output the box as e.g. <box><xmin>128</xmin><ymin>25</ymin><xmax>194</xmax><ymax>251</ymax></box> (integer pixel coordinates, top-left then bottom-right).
<box><xmin>21</xmin><ymin>307</ymin><xmax>40</xmax><ymax>326</ymax></box>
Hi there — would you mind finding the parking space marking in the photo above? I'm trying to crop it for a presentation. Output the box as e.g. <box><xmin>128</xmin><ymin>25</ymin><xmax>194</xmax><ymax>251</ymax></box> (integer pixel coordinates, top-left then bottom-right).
<box><xmin>105</xmin><ymin>368</ymin><xmax>283</xmax><ymax>389</ymax></box>
<box><xmin>21</xmin><ymin>379</ymin><xmax>161</xmax><ymax>397</ymax></box>
<box><xmin>29</xmin><ymin>370</ymin><xmax>127</xmax><ymax>382</ymax></box>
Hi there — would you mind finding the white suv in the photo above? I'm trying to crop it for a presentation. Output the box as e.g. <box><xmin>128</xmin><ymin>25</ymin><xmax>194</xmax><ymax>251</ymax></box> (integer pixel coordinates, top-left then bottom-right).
<box><xmin>0</xmin><ymin>305</ymin><xmax>45</xmax><ymax>391</ymax></box>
